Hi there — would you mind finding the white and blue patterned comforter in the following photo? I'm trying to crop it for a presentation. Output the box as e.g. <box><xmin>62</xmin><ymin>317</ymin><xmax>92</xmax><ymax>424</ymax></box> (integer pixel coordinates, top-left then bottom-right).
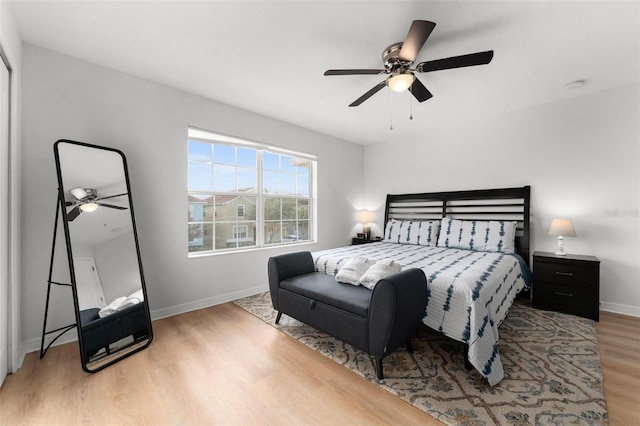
<box><xmin>312</xmin><ymin>242</ymin><xmax>531</xmax><ymax>386</ymax></box>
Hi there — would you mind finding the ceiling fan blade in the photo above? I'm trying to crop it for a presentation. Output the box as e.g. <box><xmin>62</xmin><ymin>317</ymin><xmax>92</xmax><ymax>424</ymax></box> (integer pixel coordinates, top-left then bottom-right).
<box><xmin>96</xmin><ymin>192</ymin><xmax>128</xmax><ymax>201</ymax></box>
<box><xmin>410</xmin><ymin>77</ymin><xmax>433</xmax><ymax>102</ymax></box>
<box><xmin>99</xmin><ymin>203</ymin><xmax>128</xmax><ymax>210</ymax></box>
<box><xmin>67</xmin><ymin>206</ymin><xmax>81</xmax><ymax>221</ymax></box>
<box><xmin>398</xmin><ymin>20</ymin><xmax>436</xmax><ymax>62</ymax></box>
<box><xmin>69</xmin><ymin>187</ymin><xmax>90</xmax><ymax>200</ymax></box>
<box><xmin>349</xmin><ymin>81</ymin><xmax>387</xmax><ymax>107</ymax></box>
<box><xmin>324</xmin><ymin>69</ymin><xmax>385</xmax><ymax>76</ymax></box>
<box><xmin>416</xmin><ymin>50</ymin><xmax>494</xmax><ymax>73</ymax></box>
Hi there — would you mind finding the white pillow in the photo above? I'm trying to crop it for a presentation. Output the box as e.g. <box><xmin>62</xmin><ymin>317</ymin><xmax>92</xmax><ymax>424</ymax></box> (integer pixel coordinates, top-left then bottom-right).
<box><xmin>437</xmin><ymin>218</ymin><xmax>517</xmax><ymax>253</ymax></box>
<box><xmin>383</xmin><ymin>219</ymin><xmax>440</xmax><ymax>246</ymax></box>
<box><xmin>359</xmin><ymin>259</ymin><xmax>402</xmax><ymax>289</ymax></box>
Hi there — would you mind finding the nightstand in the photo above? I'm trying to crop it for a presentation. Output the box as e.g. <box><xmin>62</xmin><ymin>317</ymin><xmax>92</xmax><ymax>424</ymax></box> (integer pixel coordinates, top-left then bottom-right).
<box><xmin>532</xmin><ymin>251</ymin><xmax>600</xmax><ymax>321</ymax></box>
<box><xmin>351</xmin><ymin>237</ymin><xmax>380</xmax><ymax>245</ymax></box>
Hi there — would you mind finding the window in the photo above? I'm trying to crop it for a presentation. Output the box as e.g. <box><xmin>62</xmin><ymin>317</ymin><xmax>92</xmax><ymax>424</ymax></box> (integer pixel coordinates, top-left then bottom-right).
<box><xmin>233</xmin><ymin>226</ymin><xmax>248</xmax><ymax>239</ymax></box>
<box><xmin>187</xmin><ymin>128</ymin><xmax>316</xmax><ymax>254</ymax></box>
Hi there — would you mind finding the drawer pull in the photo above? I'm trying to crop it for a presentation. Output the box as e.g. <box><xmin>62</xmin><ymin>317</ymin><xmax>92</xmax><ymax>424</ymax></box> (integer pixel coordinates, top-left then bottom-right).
<box><xmin>555</xmin><ymin>291</ymin><xmax>574</xmax><ymax>297</ymax></box>
<box><xmin>555</xmin><ymin>271</ymin><xmax>574</xmax><ymax>277</ymax></box>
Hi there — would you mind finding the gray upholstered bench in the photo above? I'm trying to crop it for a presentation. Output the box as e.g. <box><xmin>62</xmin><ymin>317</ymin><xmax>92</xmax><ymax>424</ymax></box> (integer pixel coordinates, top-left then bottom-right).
<box><xmin>268</xmin><ymin>251</ymin><xmax>427</xmax><ymax>379</ymax></box>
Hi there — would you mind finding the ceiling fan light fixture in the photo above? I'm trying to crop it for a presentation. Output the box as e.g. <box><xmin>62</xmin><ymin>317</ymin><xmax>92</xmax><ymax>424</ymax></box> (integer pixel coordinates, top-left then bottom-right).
<box><xmin>80</xmin><ymin>202</ymin><xmax>99</xmax><ymax>212</ymax></box>
<box><xmin>387</xmin><ymin>73</ymin><xmax>414</xmax><ymax>92</ymax></box>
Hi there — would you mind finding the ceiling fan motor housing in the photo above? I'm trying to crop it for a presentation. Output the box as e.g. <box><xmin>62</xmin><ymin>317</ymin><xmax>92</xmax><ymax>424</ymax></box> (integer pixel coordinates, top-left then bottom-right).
<box><xmin>382</xmin><ymin>42</ymin><xmax>412</xmax><ymax>73</ymax></box>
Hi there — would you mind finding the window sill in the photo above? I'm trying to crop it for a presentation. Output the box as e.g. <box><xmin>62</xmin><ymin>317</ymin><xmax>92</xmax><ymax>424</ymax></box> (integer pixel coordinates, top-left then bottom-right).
<box><xmin>188</xmin><ymin>240</ymin><xmax>318</xmax><ymax>258</ymax></box>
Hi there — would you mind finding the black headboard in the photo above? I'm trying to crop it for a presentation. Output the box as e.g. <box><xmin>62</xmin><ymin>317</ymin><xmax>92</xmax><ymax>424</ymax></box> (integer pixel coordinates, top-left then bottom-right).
<box><xmin>384</xmin><ymin>186</ymin><xmax>531</xmax><ymax>266</ymax></box>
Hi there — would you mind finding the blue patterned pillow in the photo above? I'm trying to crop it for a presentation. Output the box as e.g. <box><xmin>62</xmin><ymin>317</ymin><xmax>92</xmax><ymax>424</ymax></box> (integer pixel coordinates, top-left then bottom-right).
<box><xmin>437</xmin><ymin>218</ymin><xmax>517</xmax><ymax>253</ymax></box>
<box><xmin>383</xmin><ymin>219</ymin><xmax>440</xmax><ymax>246</ymax></box>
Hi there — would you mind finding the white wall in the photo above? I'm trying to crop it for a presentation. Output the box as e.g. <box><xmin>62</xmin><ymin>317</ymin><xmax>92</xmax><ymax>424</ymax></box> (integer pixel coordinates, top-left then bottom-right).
<box><xmin>92</xmin><ymin>232</ymin><xmax>141</xmax><ymax>303</ymax></box>
<box><xmin>20</xmin><ymin>44</ymin><xmax>364</xmax><ymax>350</ymax></box>
<box><xmin>364</xmin><ymin>82</ymin><xmax>640</xmax><ymax>315</ymax></box>
<box><xmin>0</xmin><ymin>0</ymin><xmax>22</xmax><ymax>374</ymax></box>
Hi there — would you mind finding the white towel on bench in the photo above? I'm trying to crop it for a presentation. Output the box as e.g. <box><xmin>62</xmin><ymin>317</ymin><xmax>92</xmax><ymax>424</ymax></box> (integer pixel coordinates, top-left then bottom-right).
<box><xmin>359</xmin><ymin>259</ymin><xmax>402</xmax><ymax>289</ymax></box>
<box><xmin>335</xmin><ymin>257</ymin><xmax>373</xmax><ymax>285</ymax></box>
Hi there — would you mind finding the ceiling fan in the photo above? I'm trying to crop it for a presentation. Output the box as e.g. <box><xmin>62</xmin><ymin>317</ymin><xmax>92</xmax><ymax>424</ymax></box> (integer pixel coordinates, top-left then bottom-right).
<box><xmin>65</xmin><ymin>187</ymin><xmax>128</xmax><ymax>221</ymax></box>
<box><xmin>324</xmin><ymin>20</ymin><xmax>494</xmax><ymax>107</ymax></box>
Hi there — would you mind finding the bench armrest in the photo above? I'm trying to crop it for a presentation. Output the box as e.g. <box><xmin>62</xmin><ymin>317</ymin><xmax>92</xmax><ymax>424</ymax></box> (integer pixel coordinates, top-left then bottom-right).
<box><xmin>268</xmin><ymin>251</ymin><xmax>316</xmax><ymax>310</ymax></box>
<box><xmin>368</xmin><ymin>268</ymin><xmax>427</xmax><ymax>358</ymax></box>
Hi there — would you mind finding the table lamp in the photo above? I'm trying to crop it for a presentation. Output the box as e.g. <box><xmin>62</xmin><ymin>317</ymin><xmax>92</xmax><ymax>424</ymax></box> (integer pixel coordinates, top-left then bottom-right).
<box><xmin>359</xmin><ymin>210</ymin><xmax>374</xmax><ymax>239</ymax></box>
<box><xmin>547</xmin><ymin>218</ymin><xmax>576</xmax><ymax>255</ymax></box>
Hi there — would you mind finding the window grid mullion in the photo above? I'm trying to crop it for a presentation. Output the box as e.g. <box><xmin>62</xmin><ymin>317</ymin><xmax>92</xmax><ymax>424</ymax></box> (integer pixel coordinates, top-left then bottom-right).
<box><xmin>257</xmin><ymin>149</ymin><xmax>264</xmax><ymax>247</ymax></box>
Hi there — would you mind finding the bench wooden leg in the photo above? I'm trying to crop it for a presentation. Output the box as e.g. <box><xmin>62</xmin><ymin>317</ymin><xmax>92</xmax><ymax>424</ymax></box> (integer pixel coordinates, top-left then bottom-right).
<box><xmin>375</xmin><ymin>357</ymin><xmax>384</xmax><ymax>380</ymax></box>
<box><xmin>275</xmin><ymin>312</ymin><xmax>282</xmax><ymax>324</ymax></box>
<box><xmin>406</xmin><ymin>340</ymin><xmax>414</xmax><ymax>353</ymax></box>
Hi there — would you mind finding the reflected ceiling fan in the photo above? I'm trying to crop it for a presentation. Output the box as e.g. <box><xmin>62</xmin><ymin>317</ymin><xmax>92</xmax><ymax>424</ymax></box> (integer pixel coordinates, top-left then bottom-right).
<box><xmin>65</xmin><ymin>187</ymin><xmax>128</xmax><ymax>221</ymax></box>
<box><xmin>324</xmin><ymin>20</ymin><xmax>494</xmax><ymax>106</ymax></box>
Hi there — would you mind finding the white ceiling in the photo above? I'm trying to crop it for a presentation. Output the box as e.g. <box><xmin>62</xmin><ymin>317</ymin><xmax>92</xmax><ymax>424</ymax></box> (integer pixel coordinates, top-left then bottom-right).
<box><xmin>9</xmin><ymin>1</ymin><xmax>640</xmax><ymax>145</ymax></box>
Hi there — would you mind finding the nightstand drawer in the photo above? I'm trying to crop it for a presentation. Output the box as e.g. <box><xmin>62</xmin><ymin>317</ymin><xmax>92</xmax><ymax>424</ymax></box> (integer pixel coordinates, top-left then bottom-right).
<box><xmin>534</xmin><ymin>281</ymin><xmax>594</xmax><ymax>305</ymax></box>
<box><xmin>534</xmin><ymin>261</ymin><xmax>596</xmax><ymax>288</ymax></box>
<box><xmin>533</xmin><ymin>281</ymin><xmax>599</xmax><ymax>320</ymax></box>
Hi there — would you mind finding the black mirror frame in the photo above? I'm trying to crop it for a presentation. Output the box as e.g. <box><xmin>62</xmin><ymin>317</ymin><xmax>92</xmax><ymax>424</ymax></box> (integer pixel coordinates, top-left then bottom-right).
<box><xmin>53</xmin><ymin>139</ymin><xmax>153</xmax><ymax>373</ymax></box>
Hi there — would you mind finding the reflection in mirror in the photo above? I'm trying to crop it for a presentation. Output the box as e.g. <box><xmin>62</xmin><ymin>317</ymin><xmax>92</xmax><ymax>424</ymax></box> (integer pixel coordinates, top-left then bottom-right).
<box><xmin>54</xmin><ymin>140</ymin><xmax>152</xmax><ymax>372</ymax></box>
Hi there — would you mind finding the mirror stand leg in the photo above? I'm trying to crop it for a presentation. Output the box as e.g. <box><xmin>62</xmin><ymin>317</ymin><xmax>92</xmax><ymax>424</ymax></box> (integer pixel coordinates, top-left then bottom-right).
<box><xmin>40</xmin><ymin>196</ymin><xmax>76</xmax><ymax>359</ymax></box>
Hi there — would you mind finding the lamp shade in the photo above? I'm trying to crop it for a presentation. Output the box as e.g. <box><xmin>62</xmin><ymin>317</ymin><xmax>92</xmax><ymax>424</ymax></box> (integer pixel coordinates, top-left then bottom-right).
<box><xmin>547</xmin><ymin>218</ymin><xmax>576</xmax><ymax>237</ymax></box>
<box><xmin>359</xmin><ymin>210</ymin><xmax>374</xmax><ymax>224</ymax></box>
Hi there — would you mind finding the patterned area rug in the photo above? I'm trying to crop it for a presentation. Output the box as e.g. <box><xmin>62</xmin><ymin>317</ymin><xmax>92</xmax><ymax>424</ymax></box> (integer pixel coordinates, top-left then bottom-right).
<box><xmin>234</xmin><ymin>292</ymin><xmax>608</xmax><ymax>426</ymax></box>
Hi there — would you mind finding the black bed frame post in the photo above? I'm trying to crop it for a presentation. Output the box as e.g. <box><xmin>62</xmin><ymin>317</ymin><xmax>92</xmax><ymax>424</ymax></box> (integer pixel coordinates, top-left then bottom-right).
<box><xmin>522</xmin><ymin>186</ymin><xmax>531</xmax><ymax>266</ymax></box>
<box><xmin>40</xmin><ymin>193</ymin><xmax>76</xmax><ymax>359</ymax></box>
<box><xmin>383</xmin><ymin>195</ymin><xmax>391</xmax><ymax>227</ymax></box>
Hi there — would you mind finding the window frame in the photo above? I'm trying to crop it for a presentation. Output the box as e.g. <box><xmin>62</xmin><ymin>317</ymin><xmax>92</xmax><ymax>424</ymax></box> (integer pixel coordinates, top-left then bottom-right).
<box><xmin>187</xmin><ymin>127</ymin><xmax>317</xmax><ymax>256</ymax></box>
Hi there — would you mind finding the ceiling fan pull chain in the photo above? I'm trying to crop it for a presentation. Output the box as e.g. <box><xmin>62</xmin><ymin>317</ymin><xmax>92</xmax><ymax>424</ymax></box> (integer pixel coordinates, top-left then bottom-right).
<box><xmin>409</xmin><ymin>85</ymin><xmax>414</xmax><ymax>120</ymax></box>
<box><xmin>389</xmin><ymin>90</ymin><xmax>393</xmax><ymax>130</ymax></box>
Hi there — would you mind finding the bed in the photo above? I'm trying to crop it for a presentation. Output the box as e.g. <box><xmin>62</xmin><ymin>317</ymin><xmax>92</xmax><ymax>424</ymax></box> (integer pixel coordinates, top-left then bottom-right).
<box><xmin>312</xmin><ymin>186</ymin><xmax>531</xmax><ymax>386</ymax></box>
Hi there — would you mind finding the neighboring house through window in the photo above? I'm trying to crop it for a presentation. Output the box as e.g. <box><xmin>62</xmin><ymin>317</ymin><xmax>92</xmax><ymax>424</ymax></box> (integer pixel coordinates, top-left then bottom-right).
<box><xmin>187</xmin><ymin>127</ymin><xmax>316</xmax><ymax>254</ymax></box>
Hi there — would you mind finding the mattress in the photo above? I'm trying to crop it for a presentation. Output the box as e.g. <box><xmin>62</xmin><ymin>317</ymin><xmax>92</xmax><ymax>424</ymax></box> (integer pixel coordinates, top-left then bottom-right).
<box><xmin>312</xmin><ymin>242</ymin><xmax>531</xmax><ymax>386</ymax></box>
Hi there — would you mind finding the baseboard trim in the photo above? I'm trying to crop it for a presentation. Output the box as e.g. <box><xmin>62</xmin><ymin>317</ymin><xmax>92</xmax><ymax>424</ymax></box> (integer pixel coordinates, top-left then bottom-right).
<box><xmin>600</xmin><ymin>301</ymin><xmax>640</xmax><ymax>318</ymax></box>
<box><xmin>20</xmin><ymin>285</ymin><xmax>269</xmax><ymax>358</ymax></box>
<box><xmin>149</xmin><ymin>284</ymin><xmax>268</xmax><ymax>321</ymax></box>
<box><xmin>22</xmin><ymin>327</ymin><xmax>79</xmax><ymax>358</ymax></box>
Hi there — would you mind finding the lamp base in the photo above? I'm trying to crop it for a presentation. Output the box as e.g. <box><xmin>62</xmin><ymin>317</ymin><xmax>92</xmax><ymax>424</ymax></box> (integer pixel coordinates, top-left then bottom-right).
<box><xmin>363</xmin><ymin>225</ymin><xmax>371</xmax><ymax>240</ymax></box>
<box><xmin>555</xmin><ymin>235</ymin><xmax>566</xmax><ymax>255</ymax></box>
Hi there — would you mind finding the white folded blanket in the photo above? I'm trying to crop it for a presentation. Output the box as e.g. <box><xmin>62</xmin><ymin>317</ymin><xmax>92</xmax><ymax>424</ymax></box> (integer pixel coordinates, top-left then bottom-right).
<box><xmin>98</xmin><ymin>296</ymin><xmax>126</xmax><ymax>318</ymax></box>
<box><xmin>359</xmin><ymin>259</ymin><xmax>402</xmax><ymax>289</ymax></box>
<box><xmin>335</xmin><ymin>257</ymin><xmax>374</xmax><ymax>285</ymax></box>
<box><xmin>117</xmin><ymin>289</ymin><xmax>144</xmax><ymax>311</ymax></box>
<box><xmin>98</xmin><ymin>289</ymin><xmax>144</xmax><ymax>318</ymax></box>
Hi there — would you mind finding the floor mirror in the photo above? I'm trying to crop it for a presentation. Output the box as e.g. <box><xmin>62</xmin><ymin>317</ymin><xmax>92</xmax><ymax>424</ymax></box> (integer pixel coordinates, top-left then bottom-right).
<box><xmin>42</xmin><ymin>139</ymin><xmax>153</xmax><ymax>372</ymax></box>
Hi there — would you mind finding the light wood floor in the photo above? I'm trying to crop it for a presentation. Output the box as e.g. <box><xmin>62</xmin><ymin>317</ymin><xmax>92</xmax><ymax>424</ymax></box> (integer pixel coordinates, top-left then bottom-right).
<box><xmin>1</xmin><ymin>304</ymin><xmax>638</xmax><ymax>425</ymax></box>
